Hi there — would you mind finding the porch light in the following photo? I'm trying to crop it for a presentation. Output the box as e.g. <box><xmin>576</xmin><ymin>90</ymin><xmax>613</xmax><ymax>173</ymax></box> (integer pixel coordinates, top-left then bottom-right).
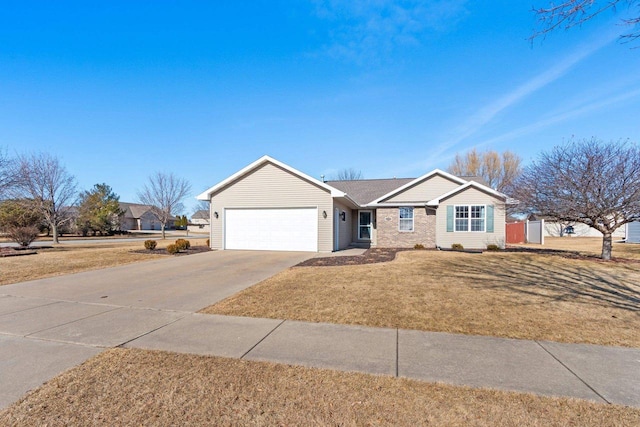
<box><xmin>340</xmin><ymin>211</ymin><xmax>346</xmax><ymax>221</ymax></box>
<box><xmin>214</xmin><ymin>211</ymin><xmax>219</xmax><ymax>219</ymax></box>
<box><xmin>322</xmin><ymin>210</ymin><xmax>327</xmax><ymax>218</ymax></box>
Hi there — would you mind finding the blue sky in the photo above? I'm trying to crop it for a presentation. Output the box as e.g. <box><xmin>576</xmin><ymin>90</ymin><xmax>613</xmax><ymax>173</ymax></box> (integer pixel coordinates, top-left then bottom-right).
<box><xmin>2</xmin><ymin>1</ymin><xmax>639</xmax><ymax>214</ymax></box>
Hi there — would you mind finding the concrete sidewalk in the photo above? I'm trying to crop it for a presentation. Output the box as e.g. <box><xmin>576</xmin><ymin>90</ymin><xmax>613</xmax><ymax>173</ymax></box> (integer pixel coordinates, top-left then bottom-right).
<box><xmin>125</xmin><ymin>313</ymin><xmax>640</xmax><ymax>408</ymax></box>
<box><xmin>1</xmin><ymin>298</ymin><xmax>638</xmax><ymax>409</ymax></box>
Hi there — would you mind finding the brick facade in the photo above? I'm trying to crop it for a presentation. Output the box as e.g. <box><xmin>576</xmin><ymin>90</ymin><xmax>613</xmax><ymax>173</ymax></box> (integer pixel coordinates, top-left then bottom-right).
<box><xmin>375</xmin><ymin>207</ymin><xmax>436</xmax><ymax>248</ymax></box>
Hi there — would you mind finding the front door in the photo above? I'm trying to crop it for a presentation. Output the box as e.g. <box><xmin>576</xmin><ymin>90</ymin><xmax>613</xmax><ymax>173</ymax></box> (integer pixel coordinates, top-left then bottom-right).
<box><xmin>358</xmin><ymin>210</ymin><xmax>372</xmax><ymax>240</ymax></box>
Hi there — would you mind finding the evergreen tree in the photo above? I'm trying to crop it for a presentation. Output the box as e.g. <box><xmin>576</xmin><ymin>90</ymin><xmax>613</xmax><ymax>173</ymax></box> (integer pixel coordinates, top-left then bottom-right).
<box><xmin>77</xmin><ymin>183</ymin><xmax>123</xmax><ymax>236</ymax></box>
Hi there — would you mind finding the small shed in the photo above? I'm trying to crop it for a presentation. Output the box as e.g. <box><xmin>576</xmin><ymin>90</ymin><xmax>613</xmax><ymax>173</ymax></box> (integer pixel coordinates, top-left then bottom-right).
<box><xmin>626</xmin><ymin>221</ymin><xmax>640</xmax><ymax>243</ymax></box>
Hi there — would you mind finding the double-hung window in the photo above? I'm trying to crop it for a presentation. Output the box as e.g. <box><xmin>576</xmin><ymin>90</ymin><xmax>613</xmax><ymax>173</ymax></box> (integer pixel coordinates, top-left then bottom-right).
<box><xmin>470</xmin><ymin>205</ymin><xmax>485</xmax><ymax>231</ymax></box>
<box><xmin>399</xmin><ymin>207</ymin><xmax>414</xmax><ymax>232</ymax></box>
<box><xmin>455</xmin><ymin>205</ymin><xmax>485</xmax><ymax>232</ymax></box>
<box><xmin>454</xmin><ymin>206</ymin><xmax>469</xmax><ymax>231</ymax></box>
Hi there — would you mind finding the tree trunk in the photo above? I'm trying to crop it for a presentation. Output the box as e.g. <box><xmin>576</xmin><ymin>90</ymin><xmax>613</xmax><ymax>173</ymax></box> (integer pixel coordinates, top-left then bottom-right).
<box><xmin>601</xmin><ymin>232</ymin><xmax>612</xmax><ymax>260</ymax></box>
<box><xmin>52</xmin><ymin>223</ymin><xmax>59</xmax><ymax>244</ymax></box>
<box><xmin>161</xmin><ymin>223</ymin><xmax>166</xmax><ymax>240</ymax></box>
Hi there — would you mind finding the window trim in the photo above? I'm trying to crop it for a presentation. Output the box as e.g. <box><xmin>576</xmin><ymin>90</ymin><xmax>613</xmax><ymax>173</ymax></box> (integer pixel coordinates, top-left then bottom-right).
<box><xmin>454</xmin><ymin>204</ymin><xmax>486</xmax><ymax>232</ymax></box>
<box><xmin>398</xmin><ymin>207</ymin><xmax>414</xmax><ymax>232</ymax></box>
<box><xmin>358</xmin><ymin>210</ymin><xmax>372</xmax><ymax>241</ymax></box>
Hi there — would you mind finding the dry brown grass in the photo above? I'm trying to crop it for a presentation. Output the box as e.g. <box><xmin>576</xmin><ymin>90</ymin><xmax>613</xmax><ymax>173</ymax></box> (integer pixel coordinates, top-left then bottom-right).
<box><xmin>203</xmin><ymin>246</ymin><xmax>640</xmax><ymax>347</ymax></box>
<box><xmin>1</xmin><ymin>348</ymin><xmax>638</xmax><ymax>426</ymax></box>
<box><xmin>514</xmin><ymin>236</ymin><xmax>640</xmax><ymax>260</ymax></box>
<box><xmin>0</xmin><ymin>240</ymin><xmax>183</xmax><ymax>286</ymax></box>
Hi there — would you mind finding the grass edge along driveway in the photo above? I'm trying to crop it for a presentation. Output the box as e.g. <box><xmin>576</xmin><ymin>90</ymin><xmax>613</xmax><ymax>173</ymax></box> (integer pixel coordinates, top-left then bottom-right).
<box><xmin>203</xmin><ymin>248</ymin><xmax>640</xmax><ymax>348</ymax></box>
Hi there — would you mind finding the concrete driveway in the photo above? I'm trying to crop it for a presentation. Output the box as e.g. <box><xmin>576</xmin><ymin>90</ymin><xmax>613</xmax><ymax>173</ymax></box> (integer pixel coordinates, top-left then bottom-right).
<box><xmin>1</xmin><ymin>250</ymin><xmax>311</xmax><ymax>311</ymax></box>
<box><xmin>0</xmin><ymin>250</ymin><xmax>312</xmax><ymax>409</ymax></box>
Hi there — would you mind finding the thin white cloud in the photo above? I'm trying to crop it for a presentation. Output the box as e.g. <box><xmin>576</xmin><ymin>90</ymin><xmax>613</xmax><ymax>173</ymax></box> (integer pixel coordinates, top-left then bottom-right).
<box><xmin>313</xmin><ymin>0</ymin><xmax>470</xmax><ymax>64</ymax></box>
<box><xmin>473</xmin><ymin>86</ymin><xmax>640</xmax><ymax>148</ymax></box>
<box><xmin>418</xmin><ymin>29</ymin><xmax>620</xmax><ymax>169</ymax></box>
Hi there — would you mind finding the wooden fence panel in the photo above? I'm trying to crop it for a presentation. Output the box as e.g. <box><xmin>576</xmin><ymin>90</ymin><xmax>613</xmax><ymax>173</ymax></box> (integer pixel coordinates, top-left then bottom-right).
<box><xmin>506</xmin><ymin>222</ymin><xmax>526</xmax><ymax>244</ymax></box>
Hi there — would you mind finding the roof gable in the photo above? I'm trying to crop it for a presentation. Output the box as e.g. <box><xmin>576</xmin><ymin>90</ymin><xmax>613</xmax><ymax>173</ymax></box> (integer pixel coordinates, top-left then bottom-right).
<box><xmin>370</xmin><ymin>169</ymin><xmax>467</xmax><ymax>205</ymax></box>
<box><xmin>426</xmin><ymin>181</ymin><xmax>507</xmax><ymax>206</ymax></box>
<box><xmin>196</xmin><ymin>155</ymin><xmax>346</xmax><ymax>200</ymax></box>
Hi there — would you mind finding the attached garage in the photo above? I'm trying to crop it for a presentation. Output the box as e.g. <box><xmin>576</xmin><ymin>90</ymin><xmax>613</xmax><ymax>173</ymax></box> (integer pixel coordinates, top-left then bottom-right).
<box><xmin>197</xmin><ymin>156</ymin><xmax>343</xmax><ymax>252</ymax></box>
<box><xmin>224</xmin><ymin>208</ymin><xmax>318</xmax><ymax>252</ymax></box>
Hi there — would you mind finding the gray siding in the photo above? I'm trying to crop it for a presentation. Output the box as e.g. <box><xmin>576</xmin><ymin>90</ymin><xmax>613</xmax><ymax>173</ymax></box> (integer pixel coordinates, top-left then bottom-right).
<box><xmin>544</xmin><ymin>222</ymin><xmax>625</xmax><ymax>238</ymax></box>
<box><xmin>435</xmin><ymin>187</ymin><xmax>506</xmax><ymax>249</ymax></box>
<box><xmin>333</xmin><ymin>200</ymin><xmax>353</xmax><ymax>250</ymax></box>
<box><xmin>209</xmin><ymin>162</ymin><xmax>334</xmax><ymax>252</ymax></box>
<box><xmin>627</xmin><ymin>221</ymin><xmax>640</xmax><ymax>243</ymax></box>
<box><xmin>384</xmin><ymin>175</ymin><xmax>461</xmax><ymax>203</ymax></box>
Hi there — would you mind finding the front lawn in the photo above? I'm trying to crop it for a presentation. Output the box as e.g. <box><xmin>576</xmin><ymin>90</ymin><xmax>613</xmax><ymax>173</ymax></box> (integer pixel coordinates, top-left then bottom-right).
<box><xmin>2</xmin><ymin>348</ymin><xmax>638</xmax><ymax>426</ymax></box>
<box><xmin>513</xmin><ymin>236</ymin><xmax>640</xmax><ymax>260</ymax></box>
<box><xmin>0</xmin><ymin>240</ymin><xmax>207</xmax><ymax>286</ymax></box>
<box><xmin>202</xmin><ymin>248</ymin><xmax>640</xmax><ymax>347</ymax></box>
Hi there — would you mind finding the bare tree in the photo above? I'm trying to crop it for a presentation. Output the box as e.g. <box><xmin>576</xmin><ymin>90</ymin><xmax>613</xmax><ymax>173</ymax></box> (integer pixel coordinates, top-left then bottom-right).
<box><xmin>137</xmin><ymin>172</ymin><xmax>191</xmax><ymax>239</ymax></box>
<box><xmin>193</xmin><ymin>199</ymin><xmax>210</xmax><ymax>215</ymax></box>
<box><xmin>531</xmin><ymin>1</ymin><xmax>640</xmax><ymax>42</ymax></box>
<box><xmin>335</xmin><ymin>168</ymin><xmax>364</xmax><ymax>180</ymax></box>
<box><xmin>0</xmin><ymin>148</ymin><xmax>15</xmax><ymax>200</ymax></box>
<box><xmin>545</xmin><ymin>219</ymin><xmax>578</xmax><ymax>237</ymax></box>
<box><xmin>14</xmin><ymin>152</ymin><xmax>77</xmax><ymax>244</ymax></box>
<box><xmin>512</xmin><ymin>138</ymin><xmax>640</xmax><ymax>260</ymax></box>
<box><xmin>448</xmin><ymin>149</ymin><xmax>522</xmax><ymax>192</ymax></box>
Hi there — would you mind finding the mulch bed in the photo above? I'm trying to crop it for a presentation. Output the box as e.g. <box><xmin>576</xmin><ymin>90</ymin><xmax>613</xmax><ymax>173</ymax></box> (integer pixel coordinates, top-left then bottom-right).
<box><xmin>0</xmin><ymin>247</ymin><xmax>38</xmax><ymax>257</ymax></box>
<box><xmin>130</xmin><ymin>246</ymin><xmax>212</xmax><ymax>257</ymax></box>
<box><xmin>296</xmin><ymin>248</ymin><xmax>414</xmax><ymax>267</ymax></box>
<box><xmin>297</xmin><ymin>246</ymin><xmax>640</xmax><ymax>267</ymax></box>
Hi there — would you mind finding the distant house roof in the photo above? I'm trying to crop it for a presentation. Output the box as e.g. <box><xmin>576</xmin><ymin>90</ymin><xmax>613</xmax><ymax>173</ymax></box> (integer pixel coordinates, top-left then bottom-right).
<box><xmin>62</xmin><ymin>205</ymin><xmax>79</xmax><ymax>216</ymax></box>
<box><xmin>119</xmin><ymin>202</ymin><xmax>152</xmax><ymax>219</ymax></box>
<box><xmin>325</xmin><ymin>178</ymin><xmax>414</xmax><ymax>206</ymax></box>
<box><xmin>119</xmin><ymin>202</ymin><xmax>176</xmax><ymax>220</ymax></box>
<box><xmin>192</xmin><ymin>210</ymin><xmax>208</xmax><ymax>220</ymax></box>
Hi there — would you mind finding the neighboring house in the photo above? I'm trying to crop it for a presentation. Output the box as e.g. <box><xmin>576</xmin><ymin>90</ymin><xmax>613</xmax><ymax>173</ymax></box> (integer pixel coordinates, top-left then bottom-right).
<box><xmin>530</xmin><ymin>215</ymin><xmax>625</xmax><ymax>238</ymax></box>
<box><xmin>627</xmin><ymin>221</ymin><xmax>640</xmax><ymax>243</ymax></box>
<box><xmin>59</xmin><ymin>206</ymin><xmax>79</xmax><ymax>235</ymax></box>
<box><xmin>119</xmin><ymin>202</ymin><xmax>175</xmax><ymax>231</ymax></box>
<box><xmin>196</xmin><ymin>156</ymin><xmax>512</xmax><ymax>252</ymax></box>
<box><xmin>188</xmin><ymin>210</ymin><xmax>211</xmax><ymax>233</ymax></box>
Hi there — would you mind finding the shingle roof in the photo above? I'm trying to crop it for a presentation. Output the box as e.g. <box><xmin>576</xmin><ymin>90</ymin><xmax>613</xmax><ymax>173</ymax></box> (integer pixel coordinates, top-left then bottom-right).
<box><xmin>325</xmin><ymin>178</ymin><xmax>414</xmax><ymax>205</ymax></box>
<box><xmin>192</xmin><ymin>210</ymin><xmax>208</xmax><ymax>220</ymax></box>
<box><xmin>119</xmin><ymin>202</ymin><xmax>152</xmax><ymax>219</ymax></box>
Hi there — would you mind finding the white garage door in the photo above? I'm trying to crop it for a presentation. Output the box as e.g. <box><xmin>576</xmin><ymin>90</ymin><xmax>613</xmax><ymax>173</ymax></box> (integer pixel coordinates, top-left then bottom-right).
<box><xmin>225</xmin><ymin>208</ymin><xmax>318</xmax><ymax>252</ymax></box>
